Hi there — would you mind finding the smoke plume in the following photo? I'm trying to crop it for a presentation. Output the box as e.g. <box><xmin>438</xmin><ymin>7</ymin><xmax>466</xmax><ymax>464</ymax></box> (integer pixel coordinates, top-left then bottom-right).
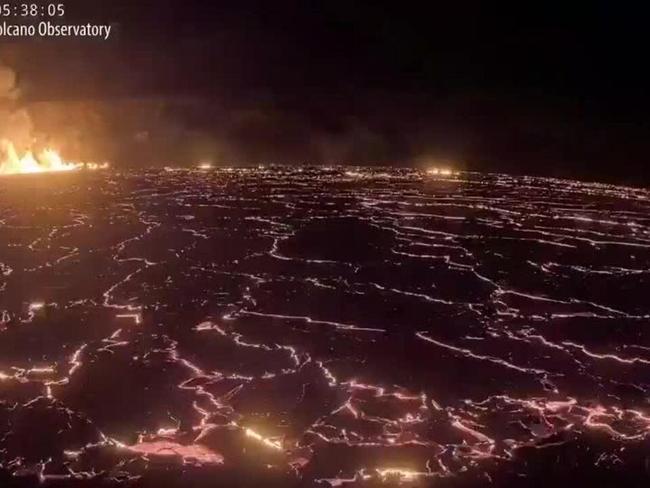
<box><xmin>0</xmin><ymin>62</ymin><xmax>34</xmax><ymax>152</ymax></box>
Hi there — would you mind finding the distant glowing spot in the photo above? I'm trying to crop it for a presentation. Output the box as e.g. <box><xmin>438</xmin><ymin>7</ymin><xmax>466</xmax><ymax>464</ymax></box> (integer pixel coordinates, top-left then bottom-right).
<box><xmin>427</xmin><ymin>167</ymin><xmax>453</xmax><ymax>176</ymax></box>
<box><xmin>197</xmin><ymin>162</ymin><xmax>213</xmax><ymax>170</ymax></box>
<box><xmin>28</xmin><ymin>302</ymin><xmax>45</xmax><ymax>312</ymax></box>
<box><xmin>84</xmin><ymin>162</ymin><xmax>110</xmax><ymax>170</ymax></box>
<box><xmin>376</xmin><ymin>468</ymin><xmax>425</xmax><ymax>481</ymax></box>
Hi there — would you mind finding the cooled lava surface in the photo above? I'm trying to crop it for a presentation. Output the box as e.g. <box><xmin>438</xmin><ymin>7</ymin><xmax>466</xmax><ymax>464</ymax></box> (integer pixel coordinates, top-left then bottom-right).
<box><xmin>1</xmin><ymin>167</ymin><xmax>649</xmax><ymax>487</ymax></box>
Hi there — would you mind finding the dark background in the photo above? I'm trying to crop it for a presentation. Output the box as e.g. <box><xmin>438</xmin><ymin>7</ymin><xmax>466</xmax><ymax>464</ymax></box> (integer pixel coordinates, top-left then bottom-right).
<box><xmin>2</xmin><ymin>1</ymin><xmax>649</xmax><ymax>184</ymax></box>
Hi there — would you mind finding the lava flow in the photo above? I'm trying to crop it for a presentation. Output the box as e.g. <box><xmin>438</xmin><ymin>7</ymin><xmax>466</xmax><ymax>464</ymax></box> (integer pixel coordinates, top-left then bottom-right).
<box><xmin>0</xmin><ymin>167</ymin><xmax>649</xmax><ymax>487</ymax></box>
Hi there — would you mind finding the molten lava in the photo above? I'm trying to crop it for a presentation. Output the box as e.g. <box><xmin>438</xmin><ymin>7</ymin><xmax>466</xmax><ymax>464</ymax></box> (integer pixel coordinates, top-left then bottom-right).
<box><xmin>0</xmin><ymin>140</ymin><xmax>107</xmax><ymax>175</ymax></box>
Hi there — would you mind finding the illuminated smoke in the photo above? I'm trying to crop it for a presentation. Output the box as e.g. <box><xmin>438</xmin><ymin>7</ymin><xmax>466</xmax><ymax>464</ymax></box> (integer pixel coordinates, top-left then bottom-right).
<box><xmin>0</xmin><ymin>61</ymin><xmax>105</xmax><ymax>175</ymax></box>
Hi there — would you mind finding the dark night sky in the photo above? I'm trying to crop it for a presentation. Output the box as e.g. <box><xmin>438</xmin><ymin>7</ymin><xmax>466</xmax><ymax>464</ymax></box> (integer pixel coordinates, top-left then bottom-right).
<box><xmin>2</xmin><ymin>1</ymin><xmax>649</xmax><ymax>183</ymax></box>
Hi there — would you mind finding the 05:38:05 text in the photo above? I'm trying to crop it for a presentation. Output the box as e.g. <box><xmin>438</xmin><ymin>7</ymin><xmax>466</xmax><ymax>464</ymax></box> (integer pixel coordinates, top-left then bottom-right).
<box><xmin>0</xmin><ymin>4</ymin><xmax>65</xmax><ymax>17</ymax></box>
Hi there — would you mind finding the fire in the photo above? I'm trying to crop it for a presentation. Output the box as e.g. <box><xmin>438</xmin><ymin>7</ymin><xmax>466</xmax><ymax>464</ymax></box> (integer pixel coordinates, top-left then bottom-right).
<box><xmin>0</xmin><ymin>140</ymin><xmax>107</xmax><ymax>175</ymax></box>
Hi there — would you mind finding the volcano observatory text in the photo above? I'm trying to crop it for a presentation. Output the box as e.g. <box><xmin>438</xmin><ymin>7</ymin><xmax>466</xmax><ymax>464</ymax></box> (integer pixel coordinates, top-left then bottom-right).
<box><xmin>0</xmin><ymin>21</ymin><xmax>112</xmax><ymax>40</ymax></box>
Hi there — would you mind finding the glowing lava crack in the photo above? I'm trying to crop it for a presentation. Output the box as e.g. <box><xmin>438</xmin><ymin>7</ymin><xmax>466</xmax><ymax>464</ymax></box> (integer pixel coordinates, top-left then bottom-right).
<box><xmin>0</xmin><ymin>167</ymin><xmax>649</xmax><ymax>487</ymax></box>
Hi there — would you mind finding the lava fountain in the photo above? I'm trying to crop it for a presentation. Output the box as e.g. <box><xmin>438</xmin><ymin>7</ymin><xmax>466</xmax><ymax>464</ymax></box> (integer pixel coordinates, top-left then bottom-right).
<box><xmin>0</xmin><ymin>139</ymin><xmax>107</xmax><ymax>175</ymax></box>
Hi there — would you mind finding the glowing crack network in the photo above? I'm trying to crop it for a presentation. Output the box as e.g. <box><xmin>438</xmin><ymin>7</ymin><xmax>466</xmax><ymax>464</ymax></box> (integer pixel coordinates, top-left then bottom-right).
<box><xmin>0</xmin><ymin>167</ymin><xmax>649</xmax><ymax>487</ymax></box>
